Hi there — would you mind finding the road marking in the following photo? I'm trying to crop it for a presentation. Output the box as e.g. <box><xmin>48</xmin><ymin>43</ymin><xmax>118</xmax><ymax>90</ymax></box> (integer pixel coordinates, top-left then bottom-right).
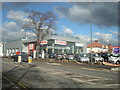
<box><xmin>71</xmin><ymin>75</ymin><xmax>83</xmax><ymax>78</ymax></box>
<box><xmin>72</xmin><ymin>78</ymin><xmax>95</xmax><ymax>85</ymax></box>
<box><xmin>18</xmin><ymin>82</ymin><xmax>26</xmax><ymax>88</ymax></box>
<box><xmin>2</xmin><ymin>75</ymin><xmax>19</xmax><ymax>88</ymax></box>
<box><xmin>105</xmin><ymin>84</ymin><xmax>120</xmax><ymax>86</ymax></box>
<box><xmin>81</xmin><ymin>68</ymin><xmax>97</xmax><ymax>71</ymax></box>
<box><xmin>104</xmin><ymin>79</ymin><xmax>113</xmax><ymax>80</ymax></box>
<box><xmin>46</xmin><ymin>62</ymin><xmax>61</xmax><ymax>65</ymax></box>
<box><xmin>87</xmin><ymin>79</ymin><xmax>100</xmax><ymax>82</ymax></box>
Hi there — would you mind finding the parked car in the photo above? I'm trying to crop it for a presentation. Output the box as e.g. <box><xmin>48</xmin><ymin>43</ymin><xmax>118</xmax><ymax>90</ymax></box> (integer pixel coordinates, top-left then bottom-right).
<box><xmin>66</xmin><ymin>54</ymin><xmax>74</xmax><ymax>60</ymax></box>
<box><xmin>11</xmin><ymin>55</ymin><xmax>19</xmax><ymax>62</ymax></box>
<box><xmin>87</xmin><ymin>53</ymin><xmax>103</xmax><ymax>63</ymax></box>
<box><xmin>99</xmin><ymin>53</ymin><xmax>111</xmax><ymax>62</ymax></box>
<box><xmin>77</xmin><ymin>53</ymin><xmax>90</xmax><ymax>63</ymax></box>
<box><xmin>11</xmin><ymin>52</ymin><xmax>28</xmax><ymax>62</ymax></box>
<box><xmin>74</xmin><ymin>53</ymin><xmax>80</xmax><ymax>60</ymax></box>
<box><xmin>39</xmin><ymin>54</ymin><xmax>42</xmax><ymax>58</ymax></box>
<box><xmin>56</xmin><ymin>54</ymin><xmax>64</xmax><ymax>60</ymax></box>
<box><xmin>9</xmin><ymin>53</ymin><xmax>15</xmax><ymax>57</ymax></box>
<box><xmin>21</xmin><ymin>52</ymin><xmax>29</xmax><ymax>62</ymax></box>
<box><xmin>49</xmin><ymin>53</ymin><xmax>56</xmax><ymax>59</ymax></box>
<box><xmin>108</xmin><ymin>54</ymin><xmax>120</xmax><ymax>64</ymax></box>
<box><xmin>92</xmin><ymin>53</ymin><xmax>103</xmax><ymax>63</ymax></box>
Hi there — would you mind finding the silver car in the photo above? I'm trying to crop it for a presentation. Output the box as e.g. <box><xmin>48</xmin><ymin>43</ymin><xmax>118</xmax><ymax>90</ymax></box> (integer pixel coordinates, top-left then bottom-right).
<box><xmin>77</xmin><ymin>54</ymin><xmax>90</xmax><ymax>63</ymax></box>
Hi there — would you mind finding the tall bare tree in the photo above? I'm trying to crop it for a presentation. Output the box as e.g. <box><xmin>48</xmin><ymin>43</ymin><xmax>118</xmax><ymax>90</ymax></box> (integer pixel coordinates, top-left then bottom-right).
<box><xmin>22</xmin><ymin>10</ymin><xmax>56</xmax><ymax>60</ymax></box>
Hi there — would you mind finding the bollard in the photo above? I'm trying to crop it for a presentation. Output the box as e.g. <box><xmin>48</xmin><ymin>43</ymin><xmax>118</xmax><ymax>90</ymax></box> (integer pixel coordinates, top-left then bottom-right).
<box><xmin>18</xmin><ymin>56</ymin><xmax>21</xmax><ymax>62</ymax></box>
<box><xmin>28</xmin><ymin>56</ymin><xmax>32</xmax><ymax>64</ymax></box>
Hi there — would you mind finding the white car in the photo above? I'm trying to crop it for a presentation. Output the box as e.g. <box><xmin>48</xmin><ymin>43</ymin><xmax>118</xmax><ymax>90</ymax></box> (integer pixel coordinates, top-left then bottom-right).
<box><xmin>92</xmin><ymin>54</ymin><xmax>104</xmax><ymax>63</ymax></box>
<box><xmin>108</xmin><ymin>54</ymin><xmax>120</xmax><ymax>64</ymax></box>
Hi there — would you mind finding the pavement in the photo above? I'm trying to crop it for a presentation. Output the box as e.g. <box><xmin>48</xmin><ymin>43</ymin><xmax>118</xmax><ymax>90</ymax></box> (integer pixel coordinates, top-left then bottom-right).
<box><xmin>33</xmin><ymin>59</ymin><xmax>120</xmax><ymax>71</ymax></box>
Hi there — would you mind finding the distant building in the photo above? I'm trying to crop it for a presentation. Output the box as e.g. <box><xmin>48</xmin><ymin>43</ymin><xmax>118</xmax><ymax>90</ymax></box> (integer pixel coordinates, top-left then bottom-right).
<box><xmin>87</xmin><ymin>40</ymin><xmax>112</xmax><ymax>53</ymax></box>
<box><xmin>0</xmin><ymin>42</ymin><xmax>3</xmax><ymax>56</ymax></box>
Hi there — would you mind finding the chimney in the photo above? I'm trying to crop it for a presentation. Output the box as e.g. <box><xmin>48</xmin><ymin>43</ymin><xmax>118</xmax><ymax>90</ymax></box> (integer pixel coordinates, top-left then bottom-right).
<box><xmin>95</xmin><ymin>40</ymin><xmax>98</xmax><ymax>42</ymax></box>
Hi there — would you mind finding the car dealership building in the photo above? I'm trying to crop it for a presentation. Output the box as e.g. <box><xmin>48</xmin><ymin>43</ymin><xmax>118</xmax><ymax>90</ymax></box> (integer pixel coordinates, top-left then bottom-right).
<box><xmin>3</xmin><ymin>33</ymin><xmax>87</xmax><ymax>56</ymax></box>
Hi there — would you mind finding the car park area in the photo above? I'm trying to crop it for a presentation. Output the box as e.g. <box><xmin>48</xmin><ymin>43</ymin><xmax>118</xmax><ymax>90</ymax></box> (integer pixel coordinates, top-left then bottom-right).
<box><xmin>9</xmin><ymin>51</ymin><xmax>120</xmax><ymax>67</ymax></box>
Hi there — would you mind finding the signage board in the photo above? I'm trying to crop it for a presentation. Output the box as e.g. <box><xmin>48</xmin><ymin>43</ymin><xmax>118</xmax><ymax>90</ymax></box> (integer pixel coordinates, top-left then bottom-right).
<box><xmin>29</xmin><ymin>44</ymin><xmax>34</xmax><ymax>49</ymax></box>
<box><xmin>75</xmin><ymin>43</ymin><xmax>84</xmax><ymax>47</ymax></box>
<box><xmin>28</xmin><ymin>43</ymin><xmax>35</xmax><ymax>55</ymax></box>
<box><xmin>113</xmin><ymin>48</ymin><xmax>120</xmax><ymax>54</ymax></box>
<box><xmin>41</xmin><ymin>40</ymin><xmax>47</xmax><ymax>45</ymax></box>
<box><xmin>55</xmin><ymin>40</ymin><xmax>67</xmax><ymax>45</ymax></box>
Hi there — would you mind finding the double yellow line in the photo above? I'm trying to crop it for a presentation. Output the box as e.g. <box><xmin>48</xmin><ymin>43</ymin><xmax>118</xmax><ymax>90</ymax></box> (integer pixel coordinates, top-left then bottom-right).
<box><xmin>3</xmin><ymin>75</ymin><xmax>30</xmax><ymax>89</ymax></box>
<box><xmin>17</xmin><ymin>81</ymin><xmax>30</xmax><ymax>89</ymax></box>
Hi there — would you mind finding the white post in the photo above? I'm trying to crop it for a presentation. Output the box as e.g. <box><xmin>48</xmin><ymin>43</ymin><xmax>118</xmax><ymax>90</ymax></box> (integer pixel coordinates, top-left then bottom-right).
<box><xmin>42</xmin><ymin>50</ymin><xmax>44</xmax><ymax>59</ymax></box>
<box><xmin>18</xmin><ymin>56</ymin><xmax>21</xmax><ymax>62</ymax></box>
<box><xmin>33</xmin><ymin>50</ymin><xmax>36</xmax><ymax>59</ymax></box>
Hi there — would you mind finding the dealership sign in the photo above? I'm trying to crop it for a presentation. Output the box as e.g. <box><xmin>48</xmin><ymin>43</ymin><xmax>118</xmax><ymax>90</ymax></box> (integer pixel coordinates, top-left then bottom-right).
<box><xmin>55</xmin><ymin>40</ymin><xmax>67</xmax><ymax>45</ymax></box>
<box><xmin>75</xmin><ymin>43</ymin><xmax>84</xmax><ymax>47</ymax></box>
<box><xmin>41</xmin><ymin>40</ymin><xmax>47</xmax><ymax>45</ymax></box>
<box><xmin>113</xmin><ymin>48</ymin><xmax>120</xmax><ymax>54</ymax></box>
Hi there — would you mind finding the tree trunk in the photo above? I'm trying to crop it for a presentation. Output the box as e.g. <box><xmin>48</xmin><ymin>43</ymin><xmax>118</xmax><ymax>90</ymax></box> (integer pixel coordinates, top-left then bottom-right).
<box><xmin>36</xmin><ymin>45</ymin><xmax>40</xmax><ymax>60</ymax></box>
<box><xmin>36</xmin><ymin>40</ymin><xmax>42</xmax><ymax>60</ymax></box>
<box><xmin>36</xmin><ymin>35</ymin><xmax>40</xmax><ymax>60</ymax></box>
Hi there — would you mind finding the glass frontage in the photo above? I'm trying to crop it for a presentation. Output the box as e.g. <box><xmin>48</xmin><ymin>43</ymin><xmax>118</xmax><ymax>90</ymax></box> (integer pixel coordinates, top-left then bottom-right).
<box><xmin>38</xmin><ymin>39</ymin><xmax>84</xmax><ymax>55</ymax></box>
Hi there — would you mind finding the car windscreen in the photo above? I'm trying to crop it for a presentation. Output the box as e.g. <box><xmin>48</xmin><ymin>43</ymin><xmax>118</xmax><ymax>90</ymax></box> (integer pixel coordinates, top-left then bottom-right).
<box><xmin>112</xmin><ymin>54</ymin><xmax>120</xmax><ymax>57</ymax></box>
<box><xmin>93</xmin><ymin>54</ymin><xmax>101</xmax><ymax>57</ymax></box>
<box><xmin>80</xmin><ymin>54</ymin><xmax>88</xmax><ymax>57</ymax></box>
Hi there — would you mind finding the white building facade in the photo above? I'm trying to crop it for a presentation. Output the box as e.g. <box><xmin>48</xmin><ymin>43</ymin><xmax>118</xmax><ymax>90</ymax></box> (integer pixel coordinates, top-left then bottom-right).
<box><xmin>0</xmin><ymin>43</ymin><xmax>3</xmax><ymax>57</ymax></box>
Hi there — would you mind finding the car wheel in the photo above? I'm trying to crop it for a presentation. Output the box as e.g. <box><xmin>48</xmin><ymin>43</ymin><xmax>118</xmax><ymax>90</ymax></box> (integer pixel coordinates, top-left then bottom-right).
<box><xmin>116</xmin><ymin>61</ymin><xmax>120</xmax><ymax>65</ymax></box>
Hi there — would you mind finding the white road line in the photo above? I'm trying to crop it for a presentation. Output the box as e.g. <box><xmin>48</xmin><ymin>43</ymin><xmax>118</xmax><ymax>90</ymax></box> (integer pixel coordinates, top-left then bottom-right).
<box><xmin>2</xmin><ymin>75</ymin><xmax>19</xmax><ymax>88</ymax></box>
<box><xmin>72</xmin><ymin>78</ymin><xmax>96</xmax><ymax>85</ymax></box>
<box><xmin>80</xmin><ymin>74</ymin><xmax>109</xmax><ymax>80</ymax></box>
<box><xmin>81</xmin><ymin>68</ymin><xmax>96</xmax><ymax>70</ymax></box>
<box><xmin>105</xmin><ymin>84</ymin><xmax>120</xmax><ymax>86</ymax></box>
<box><xmin>46</xmin><ymin>62</ymin><xmax>61</xmax><ymax>65</ymax></box>
<box><xmin>87</xmin><ymin>79</ymin><xmax>100</xmax><ymax>81</ymax></box>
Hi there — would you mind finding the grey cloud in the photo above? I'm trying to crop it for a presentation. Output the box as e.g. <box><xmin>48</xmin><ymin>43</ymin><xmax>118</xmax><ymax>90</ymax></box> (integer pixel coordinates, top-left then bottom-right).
<box><xmin>2</xmin><ymin>2</ymin><xmax>31</xmax><ymax>10</ymax></box>
<box><xmin>54</xmin><ymin>6</ymin><xmax>69</xmax><ymax>17</ymax></box>
<box><xmin>55</xmin><ymin>2</ymin><xmax>118</xmax><ymax>27</ymax></box>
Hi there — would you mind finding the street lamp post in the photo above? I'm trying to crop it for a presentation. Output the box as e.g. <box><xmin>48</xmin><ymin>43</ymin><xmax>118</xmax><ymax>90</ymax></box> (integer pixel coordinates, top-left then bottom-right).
<box><xmin>90</xmin><ymin>0</ymin><xmax>93</xmax><ymax>64</ymax></box>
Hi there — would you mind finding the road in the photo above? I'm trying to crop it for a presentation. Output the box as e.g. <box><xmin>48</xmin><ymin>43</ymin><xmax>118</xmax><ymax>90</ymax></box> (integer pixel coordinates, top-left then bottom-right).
<box><xmin>2</xmin><ymin>58</ymin><xmax>120</xmax><ymax>89</ymax></box>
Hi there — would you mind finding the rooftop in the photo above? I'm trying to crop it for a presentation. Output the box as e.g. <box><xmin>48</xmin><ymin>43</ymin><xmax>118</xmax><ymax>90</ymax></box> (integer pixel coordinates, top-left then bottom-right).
<box><xmin>87</xmin><ymin>40</ymin><xmax>103</xmax><ymax>48</ymax></box>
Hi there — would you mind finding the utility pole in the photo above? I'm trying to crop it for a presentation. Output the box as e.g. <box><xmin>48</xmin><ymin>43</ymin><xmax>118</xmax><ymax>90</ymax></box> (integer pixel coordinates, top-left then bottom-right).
<box><xmin>90</xmin><ymin>0</ymin><xmax>93</xmax><ymax>64</ymax></box>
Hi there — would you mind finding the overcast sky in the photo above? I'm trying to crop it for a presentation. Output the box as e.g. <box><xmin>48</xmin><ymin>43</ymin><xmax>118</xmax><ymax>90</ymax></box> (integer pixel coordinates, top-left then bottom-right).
<box><xmin>1</xmin><ymin>1</ymin><xmax>119</xmax><ymax>46</ymax></box>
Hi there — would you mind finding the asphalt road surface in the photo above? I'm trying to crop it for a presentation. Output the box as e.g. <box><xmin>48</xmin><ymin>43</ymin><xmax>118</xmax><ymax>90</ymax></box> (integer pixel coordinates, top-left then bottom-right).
<box><xmin>2</xmin><ymin>58</ymin><xmax>120</xmax><ymax>89</ymax></box>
